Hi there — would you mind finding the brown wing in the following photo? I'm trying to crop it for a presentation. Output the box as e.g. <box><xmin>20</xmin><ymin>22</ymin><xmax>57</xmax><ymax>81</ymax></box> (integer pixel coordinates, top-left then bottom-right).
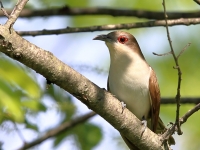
<box><xmin>149</xmin><ymin>67</ymin><xmax>160</xmax><ymax>132</ymax></box>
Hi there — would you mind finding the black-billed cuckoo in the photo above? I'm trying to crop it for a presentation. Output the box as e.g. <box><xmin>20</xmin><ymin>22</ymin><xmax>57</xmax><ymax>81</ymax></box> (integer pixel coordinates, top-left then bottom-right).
<box><xmin>93</xmin><ymin>31</ymin><xmax>175</xmax><ymax>150</ymax></box>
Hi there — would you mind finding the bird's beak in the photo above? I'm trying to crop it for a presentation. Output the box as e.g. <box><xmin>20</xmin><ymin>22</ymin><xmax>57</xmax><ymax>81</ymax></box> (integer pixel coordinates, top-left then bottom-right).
<box><xmin>93</xmin><ymin>34</ymin><xmax>108</xmax><ymax>41</ymax></box>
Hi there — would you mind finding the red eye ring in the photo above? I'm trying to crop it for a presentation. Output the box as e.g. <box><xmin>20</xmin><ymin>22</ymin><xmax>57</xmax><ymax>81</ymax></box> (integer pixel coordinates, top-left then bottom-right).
<box><xmin>117</xmin><ymin>35</ymin><xmax>128</xmax><ymax>44</ymax></box>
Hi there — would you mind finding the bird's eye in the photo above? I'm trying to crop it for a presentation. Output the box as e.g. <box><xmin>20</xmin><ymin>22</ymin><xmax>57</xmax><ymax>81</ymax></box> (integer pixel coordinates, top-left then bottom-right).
<box><xmin>117</xmin><ymin>35</ymin><xmax>128</xmax><ymax>44</ymax></box>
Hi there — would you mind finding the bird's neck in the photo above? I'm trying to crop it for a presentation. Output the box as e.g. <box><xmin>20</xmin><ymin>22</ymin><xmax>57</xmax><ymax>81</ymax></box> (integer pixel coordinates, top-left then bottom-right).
<box><xmin>106</xmin><ymin>42</ymin><xmax>146</xmax><ymax>67</ymax></box>
<box><xmin>109</xmin><ymin>49</ymin><xmax>149</xmax><ymax>73</ymax></box>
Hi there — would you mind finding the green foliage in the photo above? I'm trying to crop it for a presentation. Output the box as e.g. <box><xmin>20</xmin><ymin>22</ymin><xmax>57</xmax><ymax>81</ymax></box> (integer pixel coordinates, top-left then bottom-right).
<box><xmin>0</xmin><ymin>56</ymin><xmax>43</xmax><ymax>123</ymax></box>
<box><xmin>0</xmin><ymin>55</ymin><xmax>102</xmax><ymax>149</ymax></box>
<box><xmin>24</xmin><ymin>118</ymin><xmax>39</xmax><ymax>131</ymax></box>
<box><xmin>53</xmin><ymin>122</ymin><xmax>102</xmax><ymax>150</ymax></box>
<box><xmin>46</xmin><ymin>86</ymin><xmax>102</xmax><ymax>149</ymax></box>
<box><xmin>39</xmin><ymin>0</ymin><xmax>91</xmax><ymax>7</ymax></box>
<box><xmin>45</xmin><ymin>85</ymin><xmax>76</xmax><ymax>120</ymax></box>
<box><xmin>73</xmin><ymin>123</ymin><xmax>102</xmax><ymax>150</ymax></box>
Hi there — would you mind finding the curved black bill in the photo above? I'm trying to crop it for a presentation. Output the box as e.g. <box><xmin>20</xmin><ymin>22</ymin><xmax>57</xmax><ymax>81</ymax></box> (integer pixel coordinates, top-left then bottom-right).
<box><xmin>93</xmin><ymin>34</ymin><xmax>108</xmax><ymax>41</ymax></box>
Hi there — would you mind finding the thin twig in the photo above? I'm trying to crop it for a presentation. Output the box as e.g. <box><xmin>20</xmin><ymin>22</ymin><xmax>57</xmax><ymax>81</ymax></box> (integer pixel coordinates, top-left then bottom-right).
<box><xmin>194</xmin><ymin>0</ymin><xmax>200</xmax><ymax>5</ymax></box>
<box><xmin>162</xmin><ymin>103</ymin><xmax>200</xmax><ymax>143</ymax></box>
<box><xmin>0</xmin><ymin>1</ymin><xmax>9</xmax><ymax>18</ymax></box>
<box><xmin>162</xmin><ymin>0</ymin><xmax>182</xmax><ymax>135</ymax></box>
<box><xmin>13</xmin><ymin>122</ymin><xmax>26</xmax><ymax>144</ymax></box>
<box><xmin>4</xmin><ymin>0</ymin><xmax>29</xmax><ymax>28</ymax></box>
<box><xmin>161</xmin><ymin>97</ymin><xmax>200</xmax><ymax>104</ymax></box>
<box><xmin>153</xmin><ymin>43</ymin><xmax>191</xmax><ymax>59</ymax></box>
<box><xmin>18</xmin><ymin>111</ymin><xmax>96</xmax><ymax>150</ymax></box>
<box><xmin>180</xmin><ymin>103</ymin><xmax>200</xmax><ymax>124</ymax></box>
<box><xmin>152</xmin><ymin>51</ymin><xmax>172</xmax><ymax>56</ymax></box>
<box><xmin>16</xmin><ymin>17</ymin><xmax>200</xmax><ymax>36</ymax></box>
<box><xmin>1</xmin><ymin>7</ymin><xmax>200</xmax><ymax>20</ymax></box>
<box><xmin>177</xmin><ymin>43</ymin><xmax>191</xmax><ymax>59</ymax></box>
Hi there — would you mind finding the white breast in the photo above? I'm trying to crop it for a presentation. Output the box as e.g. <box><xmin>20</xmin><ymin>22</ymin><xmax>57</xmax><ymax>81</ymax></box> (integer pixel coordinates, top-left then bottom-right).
<box><xmin>108</xmin><ymin>48</ymin><xmax>151</xmax><ymax>120</ymax></box>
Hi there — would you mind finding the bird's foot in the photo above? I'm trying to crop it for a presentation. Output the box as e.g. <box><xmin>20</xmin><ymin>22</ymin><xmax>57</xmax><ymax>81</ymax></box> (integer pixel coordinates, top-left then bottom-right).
<box><xmin>167</xmin><ymin>122</ymin><xmax>174</xmax><ymax>127</ymax></box>
<box><xmin>141</xmin><ymin>116</ymin><xmax>147</xmax><ymax>135</ymax></box>
<box><xmin>121</xmin><ymin>101</ymin><xmax>126</xmax><ymax>114</ymax></box>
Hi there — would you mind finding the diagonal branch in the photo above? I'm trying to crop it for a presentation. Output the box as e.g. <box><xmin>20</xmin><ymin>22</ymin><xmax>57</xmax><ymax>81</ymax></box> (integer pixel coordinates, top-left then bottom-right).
<box><xmin>0</xmin><ymin>25</ymin><xmax>165</xmax><ymax>150</ymax></box>
<box><xmin>153</xmin><ymin>51</ymin><xmax>172</xmax><ymax>56</ymax></box>
<box><xmin>4</xmin><ymin>0</ymin><xmax>28</xmax><ymax>28</ymax></box>
<box><xmin>17</xmin><ymin>99</ymin><xmax>200</xmax><ymax>150</ymax></box>
<box><xmin>17</xmin><ymin>17</ymin><xmax>200</xmax><ymax>36</ymax></box>
<box><xmin>0</xmin><ymin>1</ymin><xmax>9</xmax><ymax>18</ymax></box>
<box><xmin>180</xmin><ymin>103</ymin><xmax>200</xmax><ymax>124</ymax></box>
<box><xmin>18</xmin><ymin>111</ymin><xmax>96</xmax><ymax>150</ymax></box>
<box><xmin>162</xmin><ymin>103</ymin><xmax>200</xmax><ymax>143</ymax></box>
<box><xmin>1</xmin><ymin>7</ymin><xmax>200</xmax><ymax>20</ymax></box>
<box><xmin>177</xmin><ymin>43</ymin><xmax>191</xmax><ymax>59</ymax></box>
<box><xmin>194</xmin><ymin>0</ymin><xmax>200</xmax><ymax>5</ymax></box>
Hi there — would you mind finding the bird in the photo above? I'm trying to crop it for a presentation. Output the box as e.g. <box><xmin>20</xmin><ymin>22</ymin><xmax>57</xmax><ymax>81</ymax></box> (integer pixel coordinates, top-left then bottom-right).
<box><xmin>93</xmin><ymin>31</ymin><xmax>175</xmax><ymax>150</ymax></box>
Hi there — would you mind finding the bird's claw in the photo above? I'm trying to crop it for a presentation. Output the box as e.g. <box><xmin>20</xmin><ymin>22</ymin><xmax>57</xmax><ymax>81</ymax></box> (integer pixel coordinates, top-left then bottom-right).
<box><xmin>121</xmin><ymin>101</ymin><xmax>126</xmax><ymax>114</ymax></box>
<box><xmin>141</xmin><ymin>118</ymin><xmax>147</xmax><ymax>135</ymax></box>
<box><xmin>167</xmin><ymin>122</ymin><xmax>174</xmax><ymax>127</ymax></box>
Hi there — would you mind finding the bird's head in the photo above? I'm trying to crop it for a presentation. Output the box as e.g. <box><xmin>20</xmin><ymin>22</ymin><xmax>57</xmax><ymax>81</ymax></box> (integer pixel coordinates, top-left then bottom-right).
<box><xmin>93</xmin><ymin>31</ymin><xmax>145</xmax><ymax>60</ymax></box>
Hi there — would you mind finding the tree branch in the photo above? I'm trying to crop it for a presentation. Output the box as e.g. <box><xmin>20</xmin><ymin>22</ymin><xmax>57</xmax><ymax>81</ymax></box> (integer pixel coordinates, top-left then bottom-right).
<box><xmin>0</xmin><ymin>1</ymin><xmax>9</xmax><ymax>18</ymax></box>
<box><xmin>0</xmin><ymin>25</ymin><xmax>165</xmax><ymax>150</ymax></box>
<box><xmin>162</xmin><ymin>0</ymin><xmax>183</xmax><ymax>135</ymax></box>
<box><xmin>4</xmin><ymin>0</ymin><xmax>28</xmax><ymax>28</ymax></box>
<box><xmin>16</xmin><ymin>99</ymin><xmax>200</xmax><ymax>150</ymax></box>
<box><xmin>194</xmin><ymin>0</ymin><xmax>200</xmax><ymax>5</ymax></box>
<box><xmin>162</xmin><ymin>103</ymin><xmax>200</xmax><ymax>143</ymax></box>
<box><xmin>161</xmin><ymin>97</ymin><xmax>200</xmax><ymax>104</ymax></box>
<box><xmin>18</xmin><ymin>111</ymin><xmax>96</xmax><ymax>150</ymax></box>
<box><xmin>180</xmin><ymin>103</ymin><xmax>200</xmax><ymax>124</ymax></box>
<box><xmin>17</xmin><ymin>17</ymin><xmax>200</xmax><ymax>36</ymax></box>
<box><xmin>1</xmin><ymin>7</ymin><xmax>200</xmax><ymax>20</ymax></box>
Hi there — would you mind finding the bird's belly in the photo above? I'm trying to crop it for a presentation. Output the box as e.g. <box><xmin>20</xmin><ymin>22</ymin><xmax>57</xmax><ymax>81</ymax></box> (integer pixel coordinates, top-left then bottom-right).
<box><xmin>121</xmin><ymin>88</ymin><xmax>151</xmax><ymax>120</ymax></box>
<box><xmin>109</xmin><ymin>71</ymin><xmax>151</xmax><ymax>120</ymax></box>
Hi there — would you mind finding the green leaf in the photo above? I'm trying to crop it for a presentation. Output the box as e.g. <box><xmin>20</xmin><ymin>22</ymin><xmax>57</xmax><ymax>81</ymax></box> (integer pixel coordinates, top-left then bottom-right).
<box><xmin>24</xmin><ymin>118</ymin><xmax>39</xmax><ymax>131</ymax></box>
<box><xmin>0</xmin><ymin>58</ymin><xmax>41</xmax><ymax>99</ymax></box>
<box><xmin>53</xmin><ymin>122</ymin><xmax>102</xmax><ymax>149</ymax></box>
<box><xmin>45</xmin><ymin>85</ymin><xmax>76</xmax><ymax>119</ymax></box>
<box><xmin>0</xmin><ymin>57</ymin><xmax>43</xmax><ymax>123</ymax></box>
<box><xmin>21</xmin><ymin>99</ymin><xmax>46</xmax><ymax>112</ymax></box>
<box><xmin>74</xmin><ymin>123</ymin><xmax>102</xmax><ymax>150</ymax></box>
<box><xmin>0</xmin><ymin>78</ymin><xmax>24</xmax><ymax>122</ymax></box>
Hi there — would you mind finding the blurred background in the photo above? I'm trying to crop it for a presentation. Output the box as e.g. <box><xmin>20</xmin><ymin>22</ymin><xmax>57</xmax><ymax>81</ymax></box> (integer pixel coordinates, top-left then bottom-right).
<box><xmin>0</xmin><ymin>0</ymin><xmax>200</xmax><ymax>150</ymax></box>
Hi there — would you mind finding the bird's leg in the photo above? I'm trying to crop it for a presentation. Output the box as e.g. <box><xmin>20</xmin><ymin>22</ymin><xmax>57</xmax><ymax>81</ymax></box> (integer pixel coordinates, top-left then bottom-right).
<box><xmin>121</xmin><ymin>101</ymin><xmax>126</xmax><ymax>114</ymax></box>
<box><xmin>141</xmin><ymin>116</ymin><xmax>147</xmax><ymax>135</ymax></box>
